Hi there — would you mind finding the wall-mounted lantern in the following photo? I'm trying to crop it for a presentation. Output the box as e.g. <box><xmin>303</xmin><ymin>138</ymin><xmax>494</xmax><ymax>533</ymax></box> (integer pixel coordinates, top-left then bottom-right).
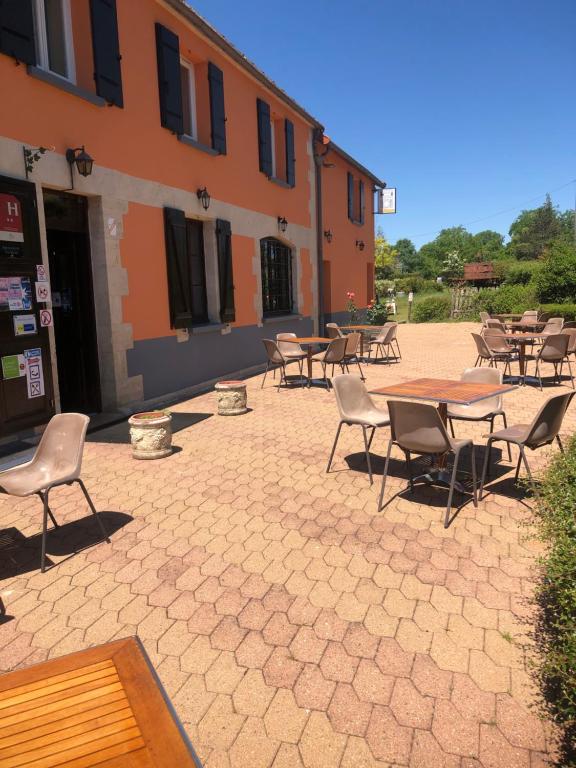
<box><xmin>277</xmin><ymin>216</ymin><xmax>288</xmax><ymax>233</ymax></box>
<box><xmin>324</xmin><ymin>229</ymin><xmax>333</xmax><ymax>243</ymax></box>
<box><xmin>355</xmin><ymin>239</ymin><xmax>365</xmax><ymax>251</ymax></box>
<box><xmin>65</xmin><ymin>146</ymin><xmax>94</xmax><ymax>189</ymax></box>
<box><xmin>196</xmin><ymin>187</ymin><xmax>211</xmax><ymax>210</ymax></box>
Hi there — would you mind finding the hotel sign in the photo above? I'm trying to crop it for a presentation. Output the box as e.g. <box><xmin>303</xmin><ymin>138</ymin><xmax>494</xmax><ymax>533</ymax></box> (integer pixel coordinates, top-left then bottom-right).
<box><xmin>377</xmin><ymin>188</ymin><xmax>396</xmax><ymax>214</ymax></box>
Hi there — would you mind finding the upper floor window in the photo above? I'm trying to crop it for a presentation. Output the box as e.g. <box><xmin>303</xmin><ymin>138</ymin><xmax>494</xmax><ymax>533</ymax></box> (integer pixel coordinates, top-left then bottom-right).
<box><xmin>257</xmin><ymin>99</ymin><xmax>296</xmax><ymax>187</ymax></box>
<box><xmin>347</xmin><ymin>172</ymin><xmax>365</xmax><ymax>225</ymax></box>
<box><xmin>261</xmin><ymin>238</ymin><xmax>293</xmax><ymax>316</ymax></box>
<box><xmin>180</xmin><ymin>59</ymin><xmax>198</xmax><ymax>140</ymax></box>
<box><xmin>33</xmin><ymin>0</ymin><xmax>75</xmax><ymax>81</ymax></box>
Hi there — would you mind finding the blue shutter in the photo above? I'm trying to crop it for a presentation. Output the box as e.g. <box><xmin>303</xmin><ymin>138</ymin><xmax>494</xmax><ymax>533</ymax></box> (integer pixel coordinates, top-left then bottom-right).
<box><xmin>257</xmin><ymin>98</ymin><xmax>273</xmax><ymax>177</ymax></box>
<box><xmin>359</xmin><ymin>180</ymin><xmax>365</xmax><ymax>224</ymax></box>
<box><xmin>164</xmin><ymin>207</ymin><xmax>193</xmax><ymax>328</ymax></box>
<box><xmin>216</xmin><ymin>219</ymin><xmax>235</xmax><ymax>323</ymax></box>
<box><xmin>0</xmin><ymin>0</ymin><xmax>36</xmax><ymax>65</ymax></box>
<box><xmin>89</xmin><ymin>0</ymin><xmax>123</xmax><ymax>107</ymax></box>
<box><xmin>208</xmin><ymin>62</ymin><xmax>227</xmax><ymax>154</ymax></box>
<box><xmin>155</xmin><ymin>23</ymin><xmax>183</xmax><ymax>134</ymax></box>
<box><xmin>285</xmin><ymin>119</ymin><xmax>295</xmax><ymax>187</ymax></box>
<box><xmin>347</xmin><ymin>172</ymin><xmax>354</xmax><ymax>221</ymax></box>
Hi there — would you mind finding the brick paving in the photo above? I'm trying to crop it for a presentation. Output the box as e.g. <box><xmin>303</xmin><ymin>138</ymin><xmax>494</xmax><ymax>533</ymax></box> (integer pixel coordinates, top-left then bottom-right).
<box><xmin>1</xmin><ymin>322</ymin><xmax>572</xmax><ymax>767</ymax></box>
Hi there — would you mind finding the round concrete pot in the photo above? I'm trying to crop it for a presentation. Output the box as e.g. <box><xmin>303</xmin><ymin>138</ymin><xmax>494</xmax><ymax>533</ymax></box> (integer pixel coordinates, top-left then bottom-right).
<box><xmin>215</xmin><ymin>380</ymin><xmax>248</xmax><ymax>416</ymax></box>
<box><xmin>128</xmin><ymin>411</ymin><xmax>172</xmax><ymax>459</ymax></box>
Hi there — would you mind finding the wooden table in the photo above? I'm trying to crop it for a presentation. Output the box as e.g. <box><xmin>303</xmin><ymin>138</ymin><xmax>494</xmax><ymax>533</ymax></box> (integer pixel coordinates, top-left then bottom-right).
<box><xmin>505</xmin><ymin>321</ymin><xmax>545</xmax><ymax>332</ymax></box>
<box><xmin>282</xmin><ymin>337</ymin><xmax>332</xmax><ymax>383</ymax></box>
<box><xmin>370</xmin><ymin>377</ymin><xmax>517</xmax><ymax>486</ymax></box>
<box><xmin>502</xmin><ymin>332</ymin><xmax>546</xmax><ymax>378</ymax></box>
<box><xmin>0</xmin><ymin>637</ymin><xmax>201</xmax><ymax>767</ymax></box>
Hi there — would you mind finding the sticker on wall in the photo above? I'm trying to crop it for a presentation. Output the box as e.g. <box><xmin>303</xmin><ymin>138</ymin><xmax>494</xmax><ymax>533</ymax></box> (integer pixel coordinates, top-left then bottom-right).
<box><xmin>6</xmin><ymin>277</ymin><xmax>32</xmax><ymax>310</ymax></box>
<box><xmin>0</xmin><ymin>277</ymin><xmax>9</xmax><ymax>311</ymax></box>
<box><xmin>36</xmin><ymin>264</ymin><xmax>48</xmax><ymax>282</ymax></box>
<box><xmin>13</xmin><ymin>314</ymin><xmax>37</xmax><ymax>336</ymax></box>
<box><xmin>35</xmin><ymin>281</ymin><xmax>51</xmax><ymax>302</ymax></box>
<box><xmin>24</xmin><ymin>348</ymin><xmax>44</xmax><ymax>398</ymax></box>
<box><xmin>39</xmin><ymin>309</ymin><xmax>53</xmax><ymax>327</ymax></box>
<box><xmin>1</xmin><ymin>354</ymin><xmax>26</xmax><ymax>380</ymax></box>
<box><xmin>0</xmin><ymin>194</ymin><xmax>24</xmax><ymax>243</ymax></box>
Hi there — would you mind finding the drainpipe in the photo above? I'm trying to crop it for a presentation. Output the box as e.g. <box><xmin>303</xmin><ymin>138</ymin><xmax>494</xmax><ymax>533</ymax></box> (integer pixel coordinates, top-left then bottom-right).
<box><xmin>313</xmin><ymin>128</ymin><xmax>329</xmax><ymax>335</ymax></box>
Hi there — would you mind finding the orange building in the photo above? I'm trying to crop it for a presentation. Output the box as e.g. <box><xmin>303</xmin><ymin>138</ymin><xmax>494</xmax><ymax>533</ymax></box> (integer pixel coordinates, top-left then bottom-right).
<box><xmin>0</xmin><ymin>0</ymin><xmax>385</xmax><ymax>437</ymax></box>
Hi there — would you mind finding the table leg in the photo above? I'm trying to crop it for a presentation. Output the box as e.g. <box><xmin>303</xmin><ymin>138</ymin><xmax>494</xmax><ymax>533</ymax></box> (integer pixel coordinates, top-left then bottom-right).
<box><xmin>307</xmin><ymin>348</ymin><xmax>313</xmax><ymax>385</ymax></box>
<box><xmin>412</xmin><ymin>400</ymin><xmax>467</xmax><ymax>493</ymax></box>
<box><xmin>518</xmin><ymin>345</ymin><xmax>525</xmax><ymax>378</ymax></box>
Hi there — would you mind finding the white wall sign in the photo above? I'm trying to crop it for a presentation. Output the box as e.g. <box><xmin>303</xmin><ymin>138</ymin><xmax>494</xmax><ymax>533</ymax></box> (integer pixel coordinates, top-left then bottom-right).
<box><xmin>35</xmin><ymin>281</ymin><xmax>51</xmax><ymax>302</ymax></box>
<box><xmin>36</xmin><ymin>264</ymin><xmax>48</xmax><ymax>282</ymax></box>
<box><xmin>378</xmin><ymin>188</ymin><xmax>396</xmax><ymax>214</ymax></box>
<box><xmin>39</xmin><ymin>308</ymin><xmax>53</xmax><ymax>327</ymax></box>
<box><xmin>13</xmin><ymin>313</ymin><xmax>37</xmax><ymax>336</ymax></box>
<box><xmin>24</xmin><ymin>348</ymin><xmax>45</xmax><ymax>398</ymax></box>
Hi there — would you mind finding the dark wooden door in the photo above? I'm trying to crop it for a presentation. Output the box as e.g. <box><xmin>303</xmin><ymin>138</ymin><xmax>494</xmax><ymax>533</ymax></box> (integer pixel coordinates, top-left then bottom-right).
<box><xmin>0</xmin><ymin>176</ymin><xmax>54</xmax><ymax>438</ymax></box>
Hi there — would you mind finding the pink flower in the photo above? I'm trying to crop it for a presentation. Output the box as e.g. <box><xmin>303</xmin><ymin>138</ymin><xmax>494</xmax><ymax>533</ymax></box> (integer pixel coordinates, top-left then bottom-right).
<box><xmin>346</xmin><ymin>291</ymin><xmax>355</xmax><ymax>300</ymax></box>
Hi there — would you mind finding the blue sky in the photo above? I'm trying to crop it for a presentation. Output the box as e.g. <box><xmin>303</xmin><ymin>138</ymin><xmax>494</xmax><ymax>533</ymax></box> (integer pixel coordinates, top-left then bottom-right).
<box><xmin>188</xmin><ymin>0</ymin><xmax>576</xmax><ymax>247</ymax></box>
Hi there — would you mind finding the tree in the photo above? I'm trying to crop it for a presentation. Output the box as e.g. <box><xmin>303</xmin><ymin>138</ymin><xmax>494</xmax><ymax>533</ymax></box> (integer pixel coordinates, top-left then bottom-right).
<box><xmin>374</xmin><ymin>228</ymin><xmax>398</xmax><ymax>278</ymax></box>
<box><xmin>507</xmin><ymin>195</ymin><xmax>563</xmax><ymax>260</ymax></box>
<box><xmin>417</xmin><ymin>226</ymin><xmax>474</xmax><ymax>277</ymax></box>
<box><xmin>470</xmin><ymin>230</ymin><xmax>505</xmax><ymax>260</ymax></box>
<box><xmin>393</xmin><ymin>238</ymin><xmax>420</xmax><ymax>273</ymax></box>
<box><xmin>534</xmin><ymin>240</ymin><xmax>576</xmax><ymax>303</ymax></box>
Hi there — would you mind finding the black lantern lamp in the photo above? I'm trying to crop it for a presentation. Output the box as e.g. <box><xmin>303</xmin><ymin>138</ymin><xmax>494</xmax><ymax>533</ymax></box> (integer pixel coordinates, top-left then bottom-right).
<box><xmin>324</xmin><ymin>229</ymin><xmax>333</xmax><ymax>243</ymax></box>
<box><xmin>355</xmin><ymin>239</ymin><xmax>365</xmax><ymax>251</ymax></box>
<box><xmin>65</xmin><ymin>146</ymin><xmax>94</xmax><ymax>189</ymax></box>
<box><xmin>277</xmin><ymin>216</ymin><xmax>288</xmax><ymax>233</ymax></box>
<box><xmin>196</xmin><ymin>187</ymin><xmax>211</xmax><ymax>210</ymax></box>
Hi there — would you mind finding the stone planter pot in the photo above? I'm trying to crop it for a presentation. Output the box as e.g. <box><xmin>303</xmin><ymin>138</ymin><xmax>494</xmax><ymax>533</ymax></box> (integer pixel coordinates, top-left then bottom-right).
<box><xmin>128</xmin><ymin>411</ymin><xmax>172</xmax><ymax>459</ymax></box>
<box><xmin>215</xmin><ymin>380</ymin><xmax>248</xmax><ymax>416</ymax></box>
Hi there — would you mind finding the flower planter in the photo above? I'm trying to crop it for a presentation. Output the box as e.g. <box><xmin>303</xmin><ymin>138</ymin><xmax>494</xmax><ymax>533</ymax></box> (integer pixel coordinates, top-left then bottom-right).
<box><xmin>215</xmin><ymin>380</ymin><xmax>248</xmax><ymax>415</ymax></box>
<box><xmin>128</xmin><ymin>411</ymin><xmax>172</xmax><ymax>459</ymax></box>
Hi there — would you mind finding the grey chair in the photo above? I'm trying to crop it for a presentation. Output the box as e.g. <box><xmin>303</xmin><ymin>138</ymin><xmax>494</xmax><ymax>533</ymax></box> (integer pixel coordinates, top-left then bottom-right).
<box><xmin>562</xmin><ymin>321</ymin><xmax>576</xmax><ymax>329</ymax></box>
<box><xmin>480</xmin><ymin>391</ymin><xmax>575</xmax><ymax>497</ymax></box>
<box><xmin>327</xmin><ymin>374</ymin><xmax>390</xmax><ymax>484</ymax></box>
<box><xmin>0</xmin><ymin>413</ymin><xmax>110</xmax><ymax>572</ymax></box>
<box><xmin>479</xmin><ymin>311</ymin><xmax>490</xmax><ymax>325</ymax></box>
<box><xmin>525</xmin><ymin>333</ymin><xmax>574</xmax><ymax>390</ymax></box>
<box><xmin>540</xmin><ymin>317</ymin><xmax>564</xmax><ymax>338</ymax></box>
<box><xmin>326</xmin><ymin>323</ymin><xmax>344</xmax><ymax>339</ymax></box>
<box><xmin>472</xmin><ymin>332</ymin><xmax>513</xmax><ymax>376</ymax></box>
<box><xmin>485</xmin><ymin>319</ymin><xmax>506</xmax><ymax>333</ymax></box>
<box><xmin>448</xmin><ymin>367</ymin><xmax>512</xmax><ymax>463</ymax></box>
<box><xmin>276</xmin><ymin>333</ymin><xmax>307</xmax><ymax>362</ymax></box>
<box><xmin>378</xmin><ymin>400</ymin><xmax>478</xmax><ymax>528</ymax></box>
<box><xmin>311</xmin><ymin>337</ymin><xmax>348</xmax><ymax>389</ymax></box>
<box><xmin>369</xmin><ymin>324</ymin><xmax>397</xmax><ymax>364</ymax></box>
<box><xmin>343</xmin><ymin>332</ymin><xmax>365</xmax><ymax>380</ymax></box>
<box><xmin>562</xmin><ymin>328</ymin><xmax>576</xmax><ymax>358</ymax></box>
<box><xmin>262</xmin><ymin>339</ymin><xmax>305</xmax><ymax>390</ymax></box>
<box><xmin>520</xmin><ymin>310</ymin><xmax>539</xmax><ymax>324</ymax></box>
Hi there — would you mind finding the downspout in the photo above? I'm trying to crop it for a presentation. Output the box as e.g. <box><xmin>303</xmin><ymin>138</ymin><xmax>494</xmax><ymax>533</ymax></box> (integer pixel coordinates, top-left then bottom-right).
<box><xmin>313</xmin><ymin>128</ymin><xmax>330</xmax><ymax>334</ymax></box>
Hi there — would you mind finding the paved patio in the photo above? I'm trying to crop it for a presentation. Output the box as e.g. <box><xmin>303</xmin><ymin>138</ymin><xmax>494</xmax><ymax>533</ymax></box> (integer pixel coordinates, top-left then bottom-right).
<box><xmin>0</xmin><ymin>322</ymin><xmax>572</xmax><ymax>767</ymax></box>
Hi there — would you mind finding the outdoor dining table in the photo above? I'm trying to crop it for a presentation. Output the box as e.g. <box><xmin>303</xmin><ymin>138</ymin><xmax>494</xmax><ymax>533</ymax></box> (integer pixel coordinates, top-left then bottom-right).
<box><xmin>505</xmin><ymin>321</ymin><xmax>546</xmax><ymax>332</ymax></box>
<box><xmin>340</xmin><ymin>324</ymin><xmax>385</xmax><ymax>356</ymax></box>
<box><xmin>0</xmin><ymin>637</ymin><xmax>201</xmax><ymax>767</ymax></box>
<box><xmin>282</xmin><ymin>336</ymin><xmax>332</xmax><ymax>384</ymax></box>
<box><xmin>502</xmin><ymin>332</ymin><xmax>547</xmax><ymax>378</ymax></box>
<box><xmin>370</xmin><ymin>377</ymin><xmax>517</xmax><ymax>489</ymax></box>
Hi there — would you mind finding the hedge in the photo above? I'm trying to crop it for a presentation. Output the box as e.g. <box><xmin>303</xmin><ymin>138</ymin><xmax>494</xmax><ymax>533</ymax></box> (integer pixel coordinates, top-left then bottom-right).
<box><xmin>534</xmin><ymin>435</ymin><xmax>576</xmax><ymax>765</ymax></box>
<box><xmin>412</xmin><ymin>294</ymin><xmax>451</xmax><ymax>323</ymax></box>
<box><xmin>539</xmin><ymin>304</ymin><xmax>576</xmax><ymax>322</ymax></box>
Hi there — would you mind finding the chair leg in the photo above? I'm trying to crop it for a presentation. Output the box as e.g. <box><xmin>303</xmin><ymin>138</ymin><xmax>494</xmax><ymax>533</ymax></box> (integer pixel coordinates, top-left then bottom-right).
<box><xmin>261</xmin><ymin>362</ymin><xmax>270</xmax><ymax>389</ymax></box>
<box><xmin>362</xmin><ymin>426</ymin><xmax>373</xmax><ymax>485</ymax></box>
<box><xmin>356</xmin><ymin>359</ymin><xmax>365</xmax><ymax>380</ymax></box>
<box><xmin>470</xmin><ymin>445</ymin><xmax>478</xmax><ymax>508</ymax></box>
<box><xmin>378</xmin><ymin>439</ymin><xmax>394</xmax><ymax>511</ymax></box>
<box><xmin>566</xmin><ymin>357</ymin><xmax>575</xmax><ymax>389</ymax></box>
<box><xmin>501</xmin><ymin>414</ymin><xmax>512</xmax><ymax>461</ymax></box>
<box><xmin>448</xmin><ymin>418</ymin><xmax>455</xmax><ymax>438</ymax></box>
<box><xmin>406</xmin><ymin>450</ymin><xmax>414</xmax><ymax>493</ymax></box>
<box><xmin>556</xmin><ymin>435</ymin><xmax>564</xmax><ymax>454</ymax></box>
<box><xmin>479</xmin><ymin>438</ymin><xmax>494</xmax><ymax>500</ymax></box>
<box><xmin>39</xmin><ymin>488</ymin><xmax>51</xmax><ymax>573</ymax></box>
<box><xmin>487</xmin><ymin>417</ymin><xmax>494</xmax><ymax>469</ymax></box>
<box><xmin>77</xmin><ymin>479</ymin><xmax>110</xmax><ymax>543</ymax></box>
<box><xmin>37</xmin><ymin>491</ymin><xmax>59</xmax><ymax>528</ymax></box>
<box><xmin>445</xmin><ymin>451</ymin><xmax>460</xmax><ymax>528</ymax></box>
<box><xmin>519</xmin><ymin>446</ymin><xmax>532</xmax><ymax>482</ymax></box>
<box><xmin>326</xmin><ymin>422</ymin><xmax>343</xmax><ymax>473</ymax></box>
<box><xmin>299</xmin><ymin>359</ymin><xmax>305</xmax><ymax>388</ymax></box>
<box><xmin>367</xmin><ymin>426</ymin><xmax>376</xmax><ymax>451</ymax></box>
<box><xmin>513</xmin><ymin>450</ymin><xmax>522</xmax><ymax>482</ymax></box>
<box><xmin>395</xmin><ymin>340</ymin><xmax>402</xmax><ymax>359</ymax></box>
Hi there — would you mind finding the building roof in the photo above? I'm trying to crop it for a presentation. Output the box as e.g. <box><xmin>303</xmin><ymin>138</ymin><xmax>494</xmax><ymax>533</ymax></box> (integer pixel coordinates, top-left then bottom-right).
<box><xmin>164</xmin><ymin>1</ymin><xmax>385</xmax><ymax>189</ymax></box>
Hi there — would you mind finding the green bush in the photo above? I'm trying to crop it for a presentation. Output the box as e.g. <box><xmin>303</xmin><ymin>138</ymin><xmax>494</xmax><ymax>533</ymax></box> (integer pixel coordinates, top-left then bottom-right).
<box><xmin>538</xmin><ymin>304</ymin><xmax>576</xmax><ymax>322</ymax></box>
<box><xmin>475</xmin><ymin>284</ymin><xmax>537</xmax><ymax>315</ymax></box>
<box><xmin>535</xmin><ymin>241</ymin><xmax>576</xmax><ymax>303</ymax></box>
<box><xmin>395</xmin><ymin>276</ymin><xmax>444</xmax><ymax>294</ymax></box>
<box><xmin>502</xmin><ymin>260</ymin><xmax>541</xmax><ymax>286</ymax></box>
<box><xmin>412</xmin><ymin>294</ymin><xmax>451</xmax><ymax>323</ymax></box>
<box><xmin>534</xmin><ymin>435</ymin><xmax>576</xmax><ymax>765</ymax></box>
<box><xmin>366</xmin><ymin>301</ymin><xmax>389</xmax><ymax>325</ymax></box>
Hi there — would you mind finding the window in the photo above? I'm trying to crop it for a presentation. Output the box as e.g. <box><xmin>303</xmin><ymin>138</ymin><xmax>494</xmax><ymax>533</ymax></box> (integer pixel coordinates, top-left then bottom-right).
<box><xmin>261</xmin><ymin>238</ymin><xmax>293</xmax><ymax>316</ymax></box>
<box><xmin>180</xmin><ymin>60</ymin><xmax>197</xmax><ymax>140</ymax></box>
<box><xmin>164</xmin><ymin>208</ymin><xmax>208</xmax><ymax>328</ymax></box>
<box><xmin>257</xmin><ymin>99</ymin><xmax>296</xmax><ymax>186</ymax></box>
<box><xmin>347</xmin><ymin>172</ymin><xmax>365</xmax><ymax>224</ymax></box>
<box><xmin>33</xmin><ymin>0</ymin><xmax>75</xmax><ymax>81</ymax></box>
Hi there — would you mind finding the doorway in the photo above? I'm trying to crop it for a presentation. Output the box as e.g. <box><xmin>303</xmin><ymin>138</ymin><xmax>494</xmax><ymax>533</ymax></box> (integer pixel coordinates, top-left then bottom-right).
<box><xmin>44</xmin><ymin>191</ymin><xmax>101</xmax><ymax>413</ymax></box>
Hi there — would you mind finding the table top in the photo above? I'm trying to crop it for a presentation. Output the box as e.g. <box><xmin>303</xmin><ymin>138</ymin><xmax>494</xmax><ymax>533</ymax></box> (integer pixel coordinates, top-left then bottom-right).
<box><xmin>282</xmin><ymin>337</ymin><xmax>332</xmax><ymax>344</ymax></box>
<box><xmin>0</xmin><ymin>637</ymin><xmax>199</xmax><ymax>767</ymax></box>
<box><xmin>506</xmin><ymin>321</ymin><xmax>545</xmax><ymax>329</ymax></box>
<box><xmin>341</xmin><ymin>325</ymin><xmax>386</xmax><ymax>330</ymax></box>
<box><xmin>502</xmin><ymin>332</ymin><xmax>546</xmax><ymax>341</ymax></box>
<box><xmin>370</xmin><ymin>377</ymin><xmax>517</xmax><ymax>405</ymax></box>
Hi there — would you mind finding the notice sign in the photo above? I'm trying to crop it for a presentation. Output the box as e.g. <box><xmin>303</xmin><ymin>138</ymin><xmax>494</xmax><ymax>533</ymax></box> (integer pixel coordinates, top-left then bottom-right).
<box><xmin>35</xmin><ymin>281</ymin><xmax>51</xmax><ymax>302</ymax></box>
<box><xmin>378</xmin><ymin>187</ymin><xmax>396</xmax><ymax>214</ymax></box>
<box><xmin>4</xmin><ymin>276</ymin><xmax>32</xmax><ymax>310</ymax></box>
<box><xmin>36</xmin><ymin>264</ymin><xmax>48</xmax><ymax>282</ymax></box>
<box><xmin>13</xmin><ymin>313</ymin><xmax>37</xmax><ymax>336</ymax></box>
<box><xmin>0</xmin><ymin>194</ymin><xmax>24</xmax><ymax>242</ymax></box>
<box><xmin>1</xmin><ymin>354</ymin><xmax>26</xmax><ymax>380</ymax></box>
<box><xmin>24</xmin><ymin>348</ymin><xmax>44</xmax><ymax>398</ymax></box>
<box><xmin>40</xmin><ymin>308</ymin><xmax>53</xmax><ymax>327</ymax></box>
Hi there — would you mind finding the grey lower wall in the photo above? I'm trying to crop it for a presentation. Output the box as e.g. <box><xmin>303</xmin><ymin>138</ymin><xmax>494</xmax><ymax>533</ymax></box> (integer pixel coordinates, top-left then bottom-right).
<box><xmin>324</xmin><ymin>309</ymin><xmax>367</xmax><ymax>327</ymax></box>
<box><xmin>127</xmin><ymin>316</ymin><xmax>313</xmax><ymax>401</ymax></box>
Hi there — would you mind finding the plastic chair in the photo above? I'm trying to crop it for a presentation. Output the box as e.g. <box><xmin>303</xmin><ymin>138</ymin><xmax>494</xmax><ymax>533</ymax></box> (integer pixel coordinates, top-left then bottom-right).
<box><xmin>562</xmin><ymin>328</ymin><xmax>576</xmax><ymax>357</ymax></box>
<box><xmin>525</xmin><ymin>333</ymin><xmax>574</xmax><ymax>390</ymax></box>
<box><xmin>485</xmin><ymin>319</ymin><xmax>506</xmax><ymax>332</ymax></box>
<box><xmin>378</xmin><ymin>401</ymin><xmax>477</xmax><ymax>527</ymax></box>
<box><xmin>479</xmin><ymin>311</ymin><xmax>490</xmax><ymax>325</ymax></box>
<box><xmin>369</xmin><ymin>325</ymin><xmax>397</xmax><ymax>364</ymax></box>
<box><xmin>520</xmin><ymin>310</ymin><xmax>539</xmax><ymax>324</ymax></box>
<box><xmin>327</xmin><ymin>374</ymin><xmax>390</xmax><ymax>484</ymax></box>
<box><xmin>276</xmin><ymin>332</ymin><xmax>307</xmax><ymax>361</ymax></box>
<box><xmin>540</xmin><ymin>317</ymin><xmax>564</xmax><ymax>337</ymax></box>
<box><xmin>311</xmin><ymin>337</ymin><xmax>348</xmax><ymax>389</ymax></box>
<box><xmin>262</xmin><ymin>339</ymin><xmax>305</xmax><ymax>390</ymax></box>
<box><xmin>325</xmin><ymin>323</ymin><xmax>344</xmax><ymax>339</ymax></box>
<box><xmin>448</xmin><ymin>367</ymin><xmax>512</xmax><ymax>463</ymax></box>
<box><xmin>0</xmin><ymin>414</ymin><xmax>110</xmax><ymax>572</ymax></box>
<box><xmin>471</xmin><ymin>333</ymin><xmax>513</xmax><ymax>377</ymax></box>
<box><xmin>480</xmin><ymin>391</ymin><xmax>575</xmax><ymax>497</ymax></box>
<box><xmin>343</xmin><ymin>332</ymin><xmax>365</xmax><ymax>380</ymax></box>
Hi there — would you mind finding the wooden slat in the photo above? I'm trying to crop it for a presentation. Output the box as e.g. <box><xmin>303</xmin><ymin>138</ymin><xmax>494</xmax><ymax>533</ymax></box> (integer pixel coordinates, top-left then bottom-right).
<box><xmin>370</xmin><ymin>377</ymin><xmax>517</xmax><ymax>405</ymax></box>
<box><xmin>281</xmin><ymin>337</ymin><xmax>331</xmax><ymax>344</ymax></box>
<box><xmin>62</xmin><ymin>738</ymin><xmax>148</xmax><ymax>768</ymax></box>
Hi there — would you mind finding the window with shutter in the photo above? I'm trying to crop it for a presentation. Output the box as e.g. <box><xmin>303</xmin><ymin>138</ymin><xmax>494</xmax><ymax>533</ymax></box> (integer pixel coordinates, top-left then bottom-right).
<box><xmin>89</xmin><ymin>0</ymin><xmax>123</xmax><ymax>107</ymax></box>
<box><xmin>180</xmin><ymin>59</ymin><xmax>197</xmax><ymax>139</ymax></box>
<box><xmin>0</xmin><ymin>0</ymin><xmax>36</xmax><ymax>64</ymax></box>
<box><xmin>347</xmin><ymin>172</ymin><xmax>354</xmax><ymax>221</ymax></box>
<box><xmin>216</xmin><ymin>219</ymin><xmax>235</xmax><ymax>323</ymax></box>
<box><xmin>33</xmin><ymin>0</ymin><xmax>75</xmax><ymax>80</ymax></box>
<box><xmin>261</xmin><ymin>238</ymin><xmax>293</xmax><ymax>316</ymax></box>
<box><xmin>257</xmin><ymin>98</ymin><xmax>273</xmax><ymax>177</ymax></box>
<box><xmin>208</xmin><ymin>62</ymin><xmax>227</xmax><ymax>154</ymax></box>
<box><xmin>285</xmin><ymin>119</ymin><xmax>295</xmax><ymax>187</ymax></box>
<box><xmin>359</xmin><ymin>180</ymin><xmax>365</xmax><ymax>225</ymax></box>
<box><xmin>163</xmin><ymin>208</ymin><xmax>208</xmax><ymax>328</ymax></box>
<box><xmin>155</xmin><ymin>23</ymin><xmax>183</xmax><ymax>134</ymax></box>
